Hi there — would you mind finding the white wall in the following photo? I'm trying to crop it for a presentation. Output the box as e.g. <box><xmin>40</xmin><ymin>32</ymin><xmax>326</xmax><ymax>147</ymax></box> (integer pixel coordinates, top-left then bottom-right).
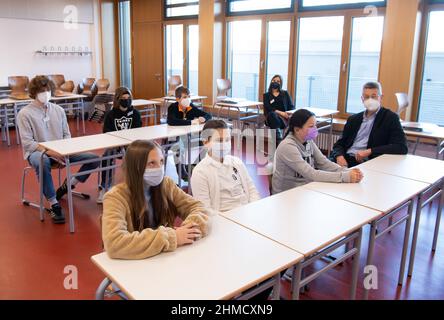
<box><xmin>0</xmin><ymin>2</ymin><xmax>102</xmax><ymax>87</ymax></box>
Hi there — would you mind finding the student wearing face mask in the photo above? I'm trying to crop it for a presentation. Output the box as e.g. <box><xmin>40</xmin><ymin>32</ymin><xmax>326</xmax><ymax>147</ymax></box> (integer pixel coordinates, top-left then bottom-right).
<box><xmin>190</xmin><ymin>120</ymin><xmax>261</xmax><ymax>212</ymax></box>
<box><xmin>272</xmin><ymin>109</ymin><xmax>364</xmax><ymax>194</ymax></box>
<box><xmin>263</xmin><ymin>75</ymin><xmax>295</xmax><ymax>145</ymax></box>
<box><xmin>167</xmin><ymin>86</ymin><xmax>212</xmax><ymax>181</ymax></box>
<box><xmin>331</xmin><ymin>82</ymin><xmax>408</xmax><ymax>168</ymax></box>
<box><xmin>102</xmin><ymin>140</ymin><xmax>210</xmax><ymax>259</ymax></box>
<box><xmin>17</xmin><ymin>76</ymin><xmax>100</xmax><ymax>224</ymax></box>
<box><xmin>97</xmin><ymin>87</ymin><xmax>142</xmax><ymax>204</ymax></box>
<box><xmin>167</xmin><ymin>86</ymin><xmax>211</xmax><ymax>126</ymax></box>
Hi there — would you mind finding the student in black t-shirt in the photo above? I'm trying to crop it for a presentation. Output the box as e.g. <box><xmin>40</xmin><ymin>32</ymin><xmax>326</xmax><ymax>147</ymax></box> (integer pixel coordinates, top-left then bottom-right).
<box><xmin>97</xmin><ymin>87</ymin><xmax>142</xmax><ymax>203</ymax></box>
<box><xmin>263</xmin><ymin>75</ymin><xmax>295</xmax><ymax>145</ymax></box>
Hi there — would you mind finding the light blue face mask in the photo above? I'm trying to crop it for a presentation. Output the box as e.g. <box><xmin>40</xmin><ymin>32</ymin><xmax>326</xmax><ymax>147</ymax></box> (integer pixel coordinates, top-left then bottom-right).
<box><xmin>210</xmin><ymin>141</ymin><xmax>231</xmax><ymax>160</ymax></box>
<box><xmin>143</xmin><ymin>166</ymin><xmax>164</xmax><ymax>187</ymax></box>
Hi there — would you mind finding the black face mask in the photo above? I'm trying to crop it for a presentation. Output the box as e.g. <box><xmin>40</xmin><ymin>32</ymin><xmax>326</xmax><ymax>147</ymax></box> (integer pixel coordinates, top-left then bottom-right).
<box><xmin>271</xmin><ymin>82</ymin><xmax>281</xmax><ymax>90</ymax></box>
<box><xmin>119</xmin><ymin>98</ymin><xmax>132</xmax><ymax>109</ymax></box>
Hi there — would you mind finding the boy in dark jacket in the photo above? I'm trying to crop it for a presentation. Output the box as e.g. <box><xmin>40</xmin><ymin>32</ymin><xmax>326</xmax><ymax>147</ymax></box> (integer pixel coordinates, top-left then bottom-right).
<box><xmin>97</xmin><ymin>87</ymin><xmax>142</xmax><ymax>203</ymax></box>
<box><xmin>167</xmin><ymin>86</ymin><xmax>211</xmax><ymax>126</ymax></box>
<box><xmin>167</xmin><ymin>86</ymin><xmax>211</xmax><ymax>182</ymax></box>
<box><xmin>331</xmin><ymin>82</ymin><xmax>408</xmax><ymax>168</ymax></box>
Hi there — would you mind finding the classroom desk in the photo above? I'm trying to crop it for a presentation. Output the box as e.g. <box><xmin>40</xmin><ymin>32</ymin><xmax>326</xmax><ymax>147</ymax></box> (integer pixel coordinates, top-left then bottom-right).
<box><xmin>131</xmin><ymin>99</ymin><xmax>161</xmax><ymax>126</ymax></box>
<box><xmin>0</xmin><ymin>98</ymin><xmax>32</xmax><ymax>145</ymax></box>
<box><xmin>51</xmin><ymin>94</ymin><xmax>88</xmax><ymax>135</ymax></box>
<box><xmin>221</xmin><ymin>187</ymin><xmax>381</xmax><ymax>300</ymax></box>
<box><xmin>39</xmin><ymin>134</ymin><xmax>131</xmax><ymax>233</ymax></box>
<box><xmin>214</xmin><ymin>100</ymin><xmax>263</xmax><ymax>128</ymax></box>
<box><xmin>0</xmin><ymin>94</ymin><xmax>87</xmax><ymax>146</ymax></box>
<box><xmin>92</xmin><ymin>215</ymin><xmax>303</xmax><ymax>300</ymax></box>
<box><xmin>303</xmin><ymin>169</ymin><xmax>429</xmax><ymax>299</ymax></box>
<box><xmin>401</xmin><ymin>121</ymin><xmax>444</xmax><ymax>159</ymax></box>
<box><xmin>107</xmin><ymin>123</ymin><xmax>204</xmax><ymax>187</ymax></box>
<box><xmin>357</xmin><ymin>154</ymin><xmax>444</xmax><ymax>278</ymax></box>
<box><xmin>287</xmin><ymin>107</ymin><xmax>338</xmax><ymax>156</ymax></box>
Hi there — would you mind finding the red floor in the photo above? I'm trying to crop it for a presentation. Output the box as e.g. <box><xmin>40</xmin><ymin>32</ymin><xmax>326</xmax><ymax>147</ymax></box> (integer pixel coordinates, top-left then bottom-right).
<box><xmin>0</xmin><ymin>120</ymin><xmax>443</xmax><ymax>300</ymax></box>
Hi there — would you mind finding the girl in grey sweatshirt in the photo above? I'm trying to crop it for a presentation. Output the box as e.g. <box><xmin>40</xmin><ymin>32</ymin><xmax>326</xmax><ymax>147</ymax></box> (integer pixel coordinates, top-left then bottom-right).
<box><xmin>272</xmin><ymin>109</ymin><xmax>363</xmax><ymax>194</ymax></box>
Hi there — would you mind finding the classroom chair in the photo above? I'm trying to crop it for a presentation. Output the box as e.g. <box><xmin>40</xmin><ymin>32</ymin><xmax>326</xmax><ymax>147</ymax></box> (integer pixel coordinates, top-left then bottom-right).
<box><xmin>216</xmin><ymin>78</ymin><xmax>232</xmax><ymax>102</ymax></box>
<box><xmin>93</xmin><ymin>79</ymin><xmax>111</xmax><ymax>94</ymax></box>
<box><xmin>77</xmin><ymin>78</ymin><xmax>97</xmax><ymax>101</ymax></box>
<box><xmin>8</xmin><ymin>76</ymin><xmax>30</xmax><ymax>100</ymax></box>
<box><xmin>396</xmin><ymin>93</ymin><xmax>409</xmax><ymax>116</ymax></box>
<box><xmin>89</xmin><ymin>93</ymin><xmax>113</xmax><ymax>123</ymax></box>
<box><xmin>167</xmin><ymin>75</ymin><xmax>182</xmax><ymax>96</ymax></box>
<box><xmin>47</xmin><ymin>74</ymin><xmax>75</xmax><ymax>97</ymax></box>
<box><xmin>21</xmin><ymin>162</ymin><xmax>90</xmax><ymax>221</ymax></box>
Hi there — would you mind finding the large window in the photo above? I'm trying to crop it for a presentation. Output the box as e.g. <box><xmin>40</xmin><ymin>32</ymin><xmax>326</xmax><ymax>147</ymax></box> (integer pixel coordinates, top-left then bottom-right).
<box><xmin>187</xmin><ymin>25</ymin><xmax>199</xmax><ymax>95</ymax></box>
<box><xmin>118</xmin><ymin>0</ymin><xmax>132</xmax><ymax>89</ymax></box>
<box><xmin>227</xmin><ymin>20</ymin><xmax>262</xmax><ymax>100</ymax></box>
<box><xmin>165</xmin><ymin>24</ymin><xmax>199</xmax><ymax>95</ymax></box>
<box><xmin>418</xmin><ymin>11</ymin><xmax>444</xmax><ymax>126</ymax></box>
<box><xmin>346</xmin><ymin>16</ymin><xmax>384</xmax><ymax>113</ymax></box>
<box><xmin>295</xmin><ymin>16</ymin><xmax>344</xmax><ymax>110</ymax></box>
<box><xmin>165</xmin><ymin>24</ymin><xmax>184</xmax><ymax>92</ymax></box>
<box><xmin>228</xmin><ymin>0</ymin><xmax>293</xmax><ymax>15</ymax></box>
<box><xmin>165</xmin><ymin>0</ymin><xmax>199</xmax><ymax>19</ymax></box>
<box><xmin>299</xmin><ymin>0</ymin><xmax>385</xmax><ymax>11</ymax></box>
<box><xmin>266</xmin><ymin>21</ymin><xmax>291</xmax><ymax>91</ymax></box>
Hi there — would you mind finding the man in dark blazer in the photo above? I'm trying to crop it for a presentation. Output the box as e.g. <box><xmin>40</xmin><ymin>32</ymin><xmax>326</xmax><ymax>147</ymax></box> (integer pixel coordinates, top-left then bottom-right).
<box><xmin>331</xmin><ymin>82</ymin><xmax>408</xmax><ymax>168</ymax></box>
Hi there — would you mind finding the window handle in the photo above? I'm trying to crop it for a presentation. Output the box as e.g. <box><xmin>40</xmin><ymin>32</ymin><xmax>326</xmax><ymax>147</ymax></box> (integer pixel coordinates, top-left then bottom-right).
<box><xmin>342</xmin><ymin>61</ymin><xmax>348</xmax><ymax>72</ymax></box>
<box><xmin>260</xmin><ymin>60</ymin><xmax>265</xmax><ymax>70</ymax></box>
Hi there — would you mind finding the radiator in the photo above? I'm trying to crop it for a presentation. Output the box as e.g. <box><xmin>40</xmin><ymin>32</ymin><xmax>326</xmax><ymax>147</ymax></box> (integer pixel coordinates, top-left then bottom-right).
<box><xmin>315</xmin><ymin>132</ymin><xmax>342</xmax><ymax>152</ymax></box>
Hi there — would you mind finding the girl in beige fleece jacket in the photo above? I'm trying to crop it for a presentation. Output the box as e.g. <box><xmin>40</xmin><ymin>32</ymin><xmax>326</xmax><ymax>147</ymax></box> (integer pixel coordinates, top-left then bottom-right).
<box><xmin>102</xmin><ymin>140</ymin><xmax>209</xmax><ymax>260</ymax></box>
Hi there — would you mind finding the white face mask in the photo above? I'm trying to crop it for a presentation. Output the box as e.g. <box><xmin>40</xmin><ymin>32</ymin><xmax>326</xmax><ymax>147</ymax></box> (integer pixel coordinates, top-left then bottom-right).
<box><xmin>180</xmin><ymin>98</ymin><xmax>191</xmax><ymax>108</ymax></box>
<box><xmin>143</xmin><ymin>166</ymin><xmax>164</xmax><ymax>187</ymax></box>
<box><xmin>210</xmin><ymin>141</ymin><xmax>231</xmax><ymax>160</ymax></box>
<box><xmin>363</xmin><ymin>98</ymin><xmax>380</xmax><ymax>112</ymax></box>
<box><xmin>37</xmin><ymin>91</ymin><xmax>51</xmax><ymax>105</ymax></box>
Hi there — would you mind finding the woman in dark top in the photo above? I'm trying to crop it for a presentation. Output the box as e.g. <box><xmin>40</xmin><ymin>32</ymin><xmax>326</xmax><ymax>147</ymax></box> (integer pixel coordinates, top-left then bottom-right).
<box><xmin>263</xmin><ymin>75</ymin><xmax>295</xmax><ymax>144</ymax></box>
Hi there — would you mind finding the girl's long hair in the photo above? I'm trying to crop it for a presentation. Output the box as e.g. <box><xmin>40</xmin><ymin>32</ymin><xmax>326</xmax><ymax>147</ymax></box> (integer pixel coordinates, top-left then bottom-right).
<box><xmin>123</xmin><ymin>140</ymin><xmax>178</xmax><ymax>231</ymax></box>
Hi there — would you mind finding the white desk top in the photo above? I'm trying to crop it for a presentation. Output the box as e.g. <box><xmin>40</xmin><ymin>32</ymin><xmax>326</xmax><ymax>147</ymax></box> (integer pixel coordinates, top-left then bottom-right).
<box><xmin>304</xmin><ymin>169</ymin><xmax>429</xmax><ymax>213</ymax></box>
<box><xmin>132</xmin><ymin>99</ymin><xmax>161</xmax><ymax>107</ymax></box>
<box><xmin>215</xmin><ymin>100</ymin><xmax>263</xmax><ymax>108</ymax></box>
<box><xmin>0</xmin><ymin>98</ymin><xmax>32</xmax><ymax>105</ymax></box>
<box><xmin>287</xmin><ymin>107</ymin><xmax>338</xmax><ymax>118</ymax></box>
<box><xmin>402</xmin><ymin>121</ymin><xmax>444</xmax><ymax>140</ymax></box>
<box><xmin>51</xmin><ymin>94</ymin><xmax>88</xmax><ymax>101</ymax></box>
<box><xmin>358</xmin><ymin>154</ymin><xmax>444</xmax><ymax>185</ymax></box>
<box><xmin>154</xmin><ymin>95</ymin><xmax>207</xmax><ymax>102</ymax></box>
<box><xmin>91</xmin><ymin>216</ymin><xmax>302</xmax><ymax>300</ymax></box>
<box><xmin>0</xmin><ymin>95</ymin><xmax>87</xmax><ymax>106</ymax></box>
<box><xmin>221</xmin><ymin>188</ymin><xmax>381</xmax><ymax>256</ymax></box>
<box><xmin>39</xmin><ymin>133</ymin><xmax>130</xmax><ymax>156</ymax></box>
<box><xmin>106</xmin><ymin>124</ymin><xmax>204</xmax><ymax>142</ymax></box>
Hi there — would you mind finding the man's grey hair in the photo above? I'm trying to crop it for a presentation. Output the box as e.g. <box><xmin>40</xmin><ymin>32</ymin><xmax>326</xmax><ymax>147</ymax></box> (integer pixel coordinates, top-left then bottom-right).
<box><xmin>363</xmin><ymin>81</ymin><xmax>383</xmax><ymax>95</ymax></box>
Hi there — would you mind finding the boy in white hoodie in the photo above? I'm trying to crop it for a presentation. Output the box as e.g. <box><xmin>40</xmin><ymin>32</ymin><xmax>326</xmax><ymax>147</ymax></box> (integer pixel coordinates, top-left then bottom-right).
<box><xmin>191</xmin><ymin>120</ymin><xmax>261</xmax><ymax>212</ymax></box>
